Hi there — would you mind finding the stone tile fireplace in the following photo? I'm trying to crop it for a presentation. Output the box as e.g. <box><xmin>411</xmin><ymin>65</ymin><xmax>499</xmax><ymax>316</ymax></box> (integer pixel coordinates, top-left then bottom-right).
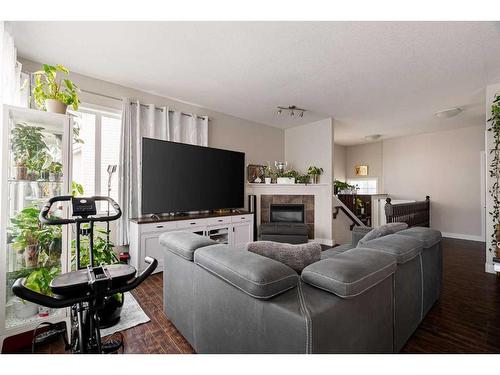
<box><xmin>261</xmin><ymin>195</ymin><xmax>314</xmax><ymax>238</ymax></box>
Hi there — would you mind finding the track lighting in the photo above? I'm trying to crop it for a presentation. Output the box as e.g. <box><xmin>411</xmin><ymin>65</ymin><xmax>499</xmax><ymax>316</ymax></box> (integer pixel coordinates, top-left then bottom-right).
<box><xmin>276</xmin><ymin>105</ymin><xmax>307</xmax><ymax>118</ymax></box>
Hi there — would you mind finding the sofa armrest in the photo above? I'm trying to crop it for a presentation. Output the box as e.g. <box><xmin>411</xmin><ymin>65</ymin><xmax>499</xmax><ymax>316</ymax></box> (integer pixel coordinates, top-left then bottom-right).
<box><xmin>194</xmin><ymin>244</ymin><xmax>299</xmax><ymax>300</ymax></box>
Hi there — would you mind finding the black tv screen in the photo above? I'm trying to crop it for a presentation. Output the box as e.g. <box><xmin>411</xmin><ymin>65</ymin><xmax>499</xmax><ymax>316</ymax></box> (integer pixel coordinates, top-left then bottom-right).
<box><xmin>141</xmin><ymin>138</ymin><xmax>245</xmax><ymax>215</ymax></box>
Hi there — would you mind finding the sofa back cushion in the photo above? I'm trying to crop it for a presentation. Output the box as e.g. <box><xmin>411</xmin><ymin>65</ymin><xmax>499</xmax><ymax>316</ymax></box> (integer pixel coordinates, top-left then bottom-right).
<box><xmin>246</xmin><ymin>241</ymin><xmax>321</xmax><ymax>273</ymax></box>
<box><xmin>361</xmin><ymin>234</ymin><xmax>423</xmax><ymax>264</ymax></box>
<box><xmin>301</xmin><ymin>249</ymin><xmax>396</xmax><ymax>299</ymax></box>
<box><xmin>159</xmin><ymin>231</ymin><xmax>217</xmax><ymax>261</ymax></box>
<box><xmin>396</xmin><ymin>227</ymin><xmax>442</xmax><ymax>248</ymax></box>
<box><xmin>194</xmin><ymin>244</ymin><xmax>299</xmax><ymax>300</ymax></box>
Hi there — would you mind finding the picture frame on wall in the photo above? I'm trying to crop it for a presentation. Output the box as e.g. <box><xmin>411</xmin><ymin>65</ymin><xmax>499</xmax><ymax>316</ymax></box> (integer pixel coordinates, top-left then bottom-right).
<box><xmin>247</xmin><ymin>164</ymin><xmax>265</xmax><ymax>183</ymax></box>
<box><xmin>355</xmin><ymin>165</ymin><xmax>368</xmax><ymax>176</ymax></box>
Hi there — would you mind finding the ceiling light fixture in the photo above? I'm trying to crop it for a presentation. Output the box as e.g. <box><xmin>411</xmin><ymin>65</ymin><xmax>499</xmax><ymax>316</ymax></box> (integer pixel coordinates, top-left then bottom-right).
<box><xmin>276</xmin><ymin>105</ymin><xmax>307</xmax><ymax>118</ymax></box>
<box><xmin>434</xmin><ymin>107</ymin><xmax>463</xmax><ymax>119</ymax></box>
<box><xmin>365</xmin><ymin>134</ymin><xmax>382</xmax><ymax>141</ymax></box>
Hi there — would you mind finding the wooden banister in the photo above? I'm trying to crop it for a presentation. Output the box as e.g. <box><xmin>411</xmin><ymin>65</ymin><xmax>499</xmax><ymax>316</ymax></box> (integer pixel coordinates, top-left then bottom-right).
<box><xmin>385</xmin><ymin>196</ymin><xmax>430</xmax><ymax>227</ymax></box>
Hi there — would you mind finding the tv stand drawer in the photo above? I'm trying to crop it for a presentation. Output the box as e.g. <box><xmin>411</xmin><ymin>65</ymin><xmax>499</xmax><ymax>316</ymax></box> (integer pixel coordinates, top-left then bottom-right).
<box><xmin>206</xmin><ymin>216</ymin><xmax>232</xmax><ymax>226</ymax></box>
<box><xmin>231</xmin><ymin>214</ymin><xmax>252</xmax><ymax>223</ymax></box>
<box><xmin>141</xmin><ymin>221</ymin><xmax>177</xmax><ymax>233</ymax></box>
<box><xmin>177</xmin><ymin>219</ymin><xmax>206</xmax><ymax>229</ymax></box>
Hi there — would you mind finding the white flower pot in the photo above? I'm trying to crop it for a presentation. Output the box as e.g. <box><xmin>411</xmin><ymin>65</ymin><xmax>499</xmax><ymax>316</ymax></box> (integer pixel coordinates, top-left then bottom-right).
<box><xmin>45</xmin><ymin>99</ymin><xmax>68</xmax><ymax>114</ymax></box>
<box><xmin>265</xmin><ymin>178</ymin><xmax>272</xmax><ymax>184</ymax></box>
<box><xmin>277</xmin><ymin>177</ymin><xmax>295</xmax><ymax>184</ymax></box>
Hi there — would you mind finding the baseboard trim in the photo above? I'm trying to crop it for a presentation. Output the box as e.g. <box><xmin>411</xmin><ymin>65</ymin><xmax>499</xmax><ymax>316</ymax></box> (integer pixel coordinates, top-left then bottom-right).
<box><xmin>441</xmin><ymin>232</ymin><xmax>485</xmax><ymax>242</ymax></box>
<box><xmin>485</xmin><ymin>262</ymin><xmax>496</xmax><ymax>274</ymax></box>
<box><xmin>311</xmin><ymin>238</ymin><xmax>333</xmax><ymax>246</ymax></box>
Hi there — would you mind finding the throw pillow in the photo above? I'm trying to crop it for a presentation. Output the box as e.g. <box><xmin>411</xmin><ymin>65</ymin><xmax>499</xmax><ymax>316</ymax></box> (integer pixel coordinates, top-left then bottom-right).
<box><xmin>357</xmin><ymin>228</ymin><xmax>384</xmax><ymax>247</ymax></box>
<box><xmin>246</xmin><ymin>241</ymin><xmax>321</xmax><ymax>273</ymax></box>
<box><xmin>380</xmin><ymin>222</ymin><xmax>408</xmax><ymax>234</ymax></box>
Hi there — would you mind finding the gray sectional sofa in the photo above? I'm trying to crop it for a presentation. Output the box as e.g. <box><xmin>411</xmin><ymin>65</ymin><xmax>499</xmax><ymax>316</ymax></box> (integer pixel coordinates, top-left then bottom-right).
<box><xmin>159</xmin><ymin>226</ymin><xmax>442</xmax><ymax>353</ymax></box>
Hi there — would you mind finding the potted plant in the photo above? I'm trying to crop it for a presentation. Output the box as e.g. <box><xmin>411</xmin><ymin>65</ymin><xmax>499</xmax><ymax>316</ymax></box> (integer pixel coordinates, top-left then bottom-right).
<box><xmin>33</xmin><ymin>64</ymin><xmax>80</xmax><ymax>114</ymax></box>
<box><xmin>334</xmin><ymin>180</ymin><xmax>356</xmax><ymax>195</ymax></box>
<box><xmin>263</xmin><ymin>166</ymin><xmax>273</xmax><ymax>184</ymax></box>
<box><xmin>48</xmin><ymin>161</ymin><xmax>63</xmax><ymax>181</ymax></box>
<box><xmin>296</xmin><ymin>174</ymin><xmax>311</xmax><ymax>185</ymax></box>
<box><xmin>307</xmin><ymin>166</ymin><xmax>324</xmax><ymax>184</ymax></box>
<box><xmin>11</xmin><ymin>123</ymin><xmax>48</xmax><ymax>181</ymax></box>
<box><xmin>277</xmin><ymin>170</ymin><xmax>299</xmax><ymax>184</ymax></box>
<box><xmin>10</xmin><ymin>206</ymin><xmax>60</xmax><ymax>268</ymax></box>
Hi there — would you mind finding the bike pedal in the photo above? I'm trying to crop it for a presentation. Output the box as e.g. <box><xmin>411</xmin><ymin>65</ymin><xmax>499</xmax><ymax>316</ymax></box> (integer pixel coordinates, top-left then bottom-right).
<box><xmin>102</xmin><ymin>339</ymin><xmax>123</xmax><ymax>353</ymax></box>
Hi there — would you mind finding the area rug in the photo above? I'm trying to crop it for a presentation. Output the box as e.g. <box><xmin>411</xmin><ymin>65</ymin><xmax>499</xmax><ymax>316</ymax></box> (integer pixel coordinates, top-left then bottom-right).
<box><xmin>101</xmin><ymin>292</ymin><xmax>150</xmax><ymax>337</ymax></box>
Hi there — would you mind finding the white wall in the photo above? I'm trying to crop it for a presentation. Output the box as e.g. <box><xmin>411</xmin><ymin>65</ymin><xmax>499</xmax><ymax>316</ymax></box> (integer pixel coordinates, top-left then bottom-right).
<box><xmin>340</xmin><ymin>126</ymin><xmax>485</xmax><ymax>240</ymax></box>
<box><xmin>334</xmin><ymin>144</ymin><xmax>346</xmax><ymax>181</ymax></box>
<box><xmin>345</xmin><ymin>141</ymin><xmax>384</xmax><ymax>191</ymax></box>
<box><xmin>383</xmin><ymin>126</ymin><xmax>484</xmax><ymax>240</ymax></box>
<box><xmin>19</xmin><ymin>58</ymin><xmax>285</xmax><ymax>167</ymax></box>
<box><xmin>485</xmin><ymin>83</ymin><xmax>500</xmax><ymax>273</ymax></box>
<box><xmin>284</xmin><ymin>118</ymin><xmax>334</xmax><ymax>181</ymax></box>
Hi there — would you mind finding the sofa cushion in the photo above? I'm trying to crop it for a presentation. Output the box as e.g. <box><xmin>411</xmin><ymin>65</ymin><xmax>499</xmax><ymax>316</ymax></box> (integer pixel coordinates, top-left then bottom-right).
<box><xmin>194</xmin><ymin>244</ymin><xmax>299</xmax><ymax>299</ymax></box>
<box><xmin>301</xmin><ymin>249</ymin><xmax>396</xmax><ymax>298</ymax></box>
<box><xmin>246</xmin><ymin>241</ymin><xmax>321</xmax><ymax>272</ymax></box>
<box><xmin>356</xmin><ymin>222</ymin><xmax>409</xmax><ymax>247</ymax></box>
<box><xmin>159</xmin><ymin>231</ymin><xmax>216</xmax><ymax>261</ymax></box>
<box><xmin>362</xmin><ymin>234</ymin><xmax>423</xmax><ymax>264</ymax></box>
<box><xmin>260</xmin><ymin>223</ymin><xmax>309</xmax><ymax>236</ymax></box>
<box><xmin>321</xmin><ymin>244</ymin><xmax>354</xmax><ymax>259</ymax></box>
<box><xmin>397</xmin><ymin>227</ymin><xmax>442</xmax><ymax>248</ymax></box>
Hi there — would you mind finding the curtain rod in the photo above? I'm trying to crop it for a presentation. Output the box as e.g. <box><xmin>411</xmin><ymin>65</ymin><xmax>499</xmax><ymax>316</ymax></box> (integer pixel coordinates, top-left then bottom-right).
<box><xmin>81</xmin><ymin>88</ymin><xmax>209</xmax><ymax>121</ymax></box>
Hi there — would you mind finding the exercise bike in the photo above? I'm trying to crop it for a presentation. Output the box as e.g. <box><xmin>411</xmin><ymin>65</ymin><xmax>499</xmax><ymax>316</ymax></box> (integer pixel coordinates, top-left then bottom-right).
<box><xmin>12</xmin><ymin>195</ymin><xmax>157</xmax><ymax>354</ymax></box>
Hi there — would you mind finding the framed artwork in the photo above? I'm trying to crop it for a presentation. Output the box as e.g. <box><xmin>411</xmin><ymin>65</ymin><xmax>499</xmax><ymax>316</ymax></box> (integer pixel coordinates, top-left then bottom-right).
<box><xmin>355</xmin><ymin>165</ymin><xmax>368</xmax><ymax>176</ymax></box>
<box><xmin>247</xmin><ymin>164</ymin><xmax>265</xmax><ymax>183</ymax></box>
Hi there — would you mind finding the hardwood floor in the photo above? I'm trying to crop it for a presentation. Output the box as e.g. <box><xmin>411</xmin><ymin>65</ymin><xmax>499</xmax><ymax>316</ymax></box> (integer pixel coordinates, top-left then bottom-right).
<box><xmin>6</xmin><ymin>238</ymin><xmax>500</xmax><ymax>353</ymax></box>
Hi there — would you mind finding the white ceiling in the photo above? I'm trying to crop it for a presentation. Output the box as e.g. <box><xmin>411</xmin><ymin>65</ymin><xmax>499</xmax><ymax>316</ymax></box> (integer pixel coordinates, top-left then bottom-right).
<box><xmin>11</xmin><ymin>21</ymin><xmax>500</xmax><ymax>145</ymax></box>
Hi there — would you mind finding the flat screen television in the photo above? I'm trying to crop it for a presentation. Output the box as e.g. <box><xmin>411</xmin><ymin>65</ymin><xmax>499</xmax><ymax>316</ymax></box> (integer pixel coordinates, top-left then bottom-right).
<box><xmin>141</xmin><ymin>138</ymin><xmax>245</xmax><ymax>215</ymax></box>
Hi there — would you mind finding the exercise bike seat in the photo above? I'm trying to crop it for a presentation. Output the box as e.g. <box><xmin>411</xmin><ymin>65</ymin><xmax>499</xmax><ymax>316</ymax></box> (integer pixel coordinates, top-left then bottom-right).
<box><xmin>50</xmin><ymin>264</ymin><xmax>137</xmax><ymax>296</ymax></box>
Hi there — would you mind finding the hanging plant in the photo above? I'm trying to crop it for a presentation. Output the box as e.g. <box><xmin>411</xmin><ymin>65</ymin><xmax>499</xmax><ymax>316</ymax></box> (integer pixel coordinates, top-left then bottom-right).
<box><xmin>487</xmin><ymin>93</ymin><xmax>500</xmax><ymax>254</ymax></box>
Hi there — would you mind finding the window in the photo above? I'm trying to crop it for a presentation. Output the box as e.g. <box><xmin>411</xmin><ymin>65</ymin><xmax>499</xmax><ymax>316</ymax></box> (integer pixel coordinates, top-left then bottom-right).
<box><xmin>72</xmin><ymin>106</ymin><xmax>121</xmax><ymax>207</ymax></box>
<box><xmin>347</xmin><ymin>178</ymin><xmax>378</xmax><ymax>194</ymax></box>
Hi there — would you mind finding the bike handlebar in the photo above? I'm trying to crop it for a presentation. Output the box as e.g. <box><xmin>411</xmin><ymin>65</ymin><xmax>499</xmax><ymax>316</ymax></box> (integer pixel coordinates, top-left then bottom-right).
<box><xmin>39</xmin><ymin>196</ymin><xmax>122</xmax><ymax>225</ymax></box>
<box><xmin>12</xmin><ymin>257</ymin><xmax>158</xmax><ymax>309</ymax></box>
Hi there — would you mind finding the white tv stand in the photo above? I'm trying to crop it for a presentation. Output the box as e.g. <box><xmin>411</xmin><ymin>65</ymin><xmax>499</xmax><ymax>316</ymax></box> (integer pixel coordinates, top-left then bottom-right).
<box><xmin>129</xmin><ymin>211</ymin><xmax>254</xmax><ymax>273</ymax></box>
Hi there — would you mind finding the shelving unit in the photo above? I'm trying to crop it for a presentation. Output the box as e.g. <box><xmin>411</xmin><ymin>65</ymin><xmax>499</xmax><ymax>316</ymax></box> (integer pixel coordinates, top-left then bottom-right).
<box><xmin>0</xmin><ymin>105</ymin><xmax>73</xmax><ymax>351</ymax></box>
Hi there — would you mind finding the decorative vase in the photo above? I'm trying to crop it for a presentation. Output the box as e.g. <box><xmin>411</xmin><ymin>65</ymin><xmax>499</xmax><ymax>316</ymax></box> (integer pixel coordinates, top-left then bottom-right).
<box><xmin>277</xmin><ymin>177</ymin><xmax>295</xmax><ymax>184</ymax></box>
<box><xmin>24</xmin><ymin>245</ymin><xmax>38</xmax><ymax>268</ymax></box>
<box><xmin>265</xmin><ymin>177</ymin><xmax>271</xmax><ymax>184</ymax></box>
<box><xmin>312</xmin><ymin>175</ymin><xmax>320</xmax><ymax>184</ymax></box>
<box><xmin>45</xmin><ymin>99</ymin><xmax>68</xmax><ymax>114</ymax></box>
<box><xmin>14</xmin><ymin>165</ymin><xmax>28</xmax><ymax>180</ymax></box>
<box><xmin>49</xmin><ymin>172</ymin><xmax>62</xmax><ymax>182</ymax></box>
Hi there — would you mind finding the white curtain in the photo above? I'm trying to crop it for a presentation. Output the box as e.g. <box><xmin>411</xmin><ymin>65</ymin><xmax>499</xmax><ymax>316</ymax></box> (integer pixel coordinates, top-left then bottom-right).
<box><xmin>117</xmin><ymin>98</ymin><xmax>208</xmax><ymax>245</ymax></box>
<box><xmin>0</xmin><ymin>21</ymin><xmax>24</xmax><ymax>108</ymax></box>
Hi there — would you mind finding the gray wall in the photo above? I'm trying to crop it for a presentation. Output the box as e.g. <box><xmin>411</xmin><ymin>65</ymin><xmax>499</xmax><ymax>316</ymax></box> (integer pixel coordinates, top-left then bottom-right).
<box><xmin>19</xmin><ymin>58</ymin><xmax>285</xmax><ymax>166</ymax></box>
<box><xmin>341</xmin><ymin>126</ymin><xmax>485</xmax><ymax>239</ymax></box>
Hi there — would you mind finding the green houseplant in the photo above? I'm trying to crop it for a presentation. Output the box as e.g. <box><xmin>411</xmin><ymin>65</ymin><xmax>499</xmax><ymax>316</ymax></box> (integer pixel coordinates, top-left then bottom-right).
<box><xmin>307</xmin><ymin>166</ymin><xmax>324</xmax><ymax>184</ymax></box>
<box><xmin>11</xmin><ymin>122</ymin><xmax>48</xmax><ymax>180</ymax></box>
<box><xmin>33</xmin><ymin>64</ymin><xmax>80</xmax><ymax>114</ymax></box>
<box><xmin>334</xmin><ymin>180</ymin><xmax>356</xmax><ymax>195</ymax></box>
<box><xmin>10</xmin><ymin>206</ymin><xmax>62</xmax><ymax>268</ymax></box>
<box><xmin>488</xmin><ymin>93</ymin><xmax>500</xmax><ymax>260</ymax></box>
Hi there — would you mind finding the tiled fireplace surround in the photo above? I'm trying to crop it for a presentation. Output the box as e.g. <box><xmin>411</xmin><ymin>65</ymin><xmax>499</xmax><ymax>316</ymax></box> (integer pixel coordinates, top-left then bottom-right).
<box><xmin>260</xmin><ymin>195</ymin><xmax>315</xmax><ymax>238</ymax></box>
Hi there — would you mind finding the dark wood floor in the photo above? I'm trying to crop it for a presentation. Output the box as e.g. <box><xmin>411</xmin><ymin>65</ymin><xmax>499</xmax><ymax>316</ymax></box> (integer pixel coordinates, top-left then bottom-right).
<box><xmin>8</xmin><ymin>238</ymin><xmax>500</xmax><ymax>353</ymax></box>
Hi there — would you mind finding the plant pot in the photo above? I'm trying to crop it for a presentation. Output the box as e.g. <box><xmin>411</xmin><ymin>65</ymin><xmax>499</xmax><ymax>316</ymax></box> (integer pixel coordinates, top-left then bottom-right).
<box><xmin>14</xmin><ymin>165</ymin><xmax>28</xmax><ymax>180</ymax></box>
<box><xmin>49</xmin><ymin>172</ymin><xmax>63</xmax><ymax>182</ymax></box>
<box><xmin>45</xmin><ymin>99</ymin><xmax>68</xmax><ymax>114</ymax></box>
<box><xmin>11</xmin><ymin>297</ymin><xmax>39</xmax><ymax>319</ymax></box>
<box><xmin>311</xmin><ymin>175</ymin><xmax>320</xmax><ymax>184</ymax></box>
<box><xmin>265</xmin><ymin>177</ymin><xmax>272</xmax><ymax>184</ymax></box>
<box><xmin>24</xmin><ymin>245</ymin><xmax>39</xmax><ymax>268</ymax></box>
<box><xmin>277</xmin><ymin>177</ymin><xmax>295</xmax><ymax>184</ymax></box>
<box><xmin>40</xmin><ymin>170</ymin><xmax>50</xmax><ymax>181</ymax></box>
<box><xmin>98</xmin><ymin>293</ymin><xmax>125</xmax><ymax>329</ymax></box>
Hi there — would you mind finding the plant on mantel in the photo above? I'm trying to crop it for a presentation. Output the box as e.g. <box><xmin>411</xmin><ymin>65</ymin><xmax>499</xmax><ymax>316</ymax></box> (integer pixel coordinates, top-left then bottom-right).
<box><xmin>487</xmin><ymin>93</ymin><xmax>500</xmax><ymax>257</ymax></box>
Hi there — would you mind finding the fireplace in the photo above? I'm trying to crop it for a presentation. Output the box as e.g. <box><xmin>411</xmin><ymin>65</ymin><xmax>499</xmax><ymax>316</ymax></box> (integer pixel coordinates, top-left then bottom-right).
<box><xmin>260</xmin><ymin>195</ymin><xmax>314</xmax><ymax>238</ymax></box>
<box><xmin>270</xmin><ymin>204</ymin><xmax>305</xmax><ymax>223</ymax></box>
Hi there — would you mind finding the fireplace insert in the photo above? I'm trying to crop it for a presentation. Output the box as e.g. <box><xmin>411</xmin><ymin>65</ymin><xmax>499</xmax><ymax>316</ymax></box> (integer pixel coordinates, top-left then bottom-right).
<box><xmin>270</xmin><ymin>204</ymin><xmax>305</xmax><ymax>223</ymax></box>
